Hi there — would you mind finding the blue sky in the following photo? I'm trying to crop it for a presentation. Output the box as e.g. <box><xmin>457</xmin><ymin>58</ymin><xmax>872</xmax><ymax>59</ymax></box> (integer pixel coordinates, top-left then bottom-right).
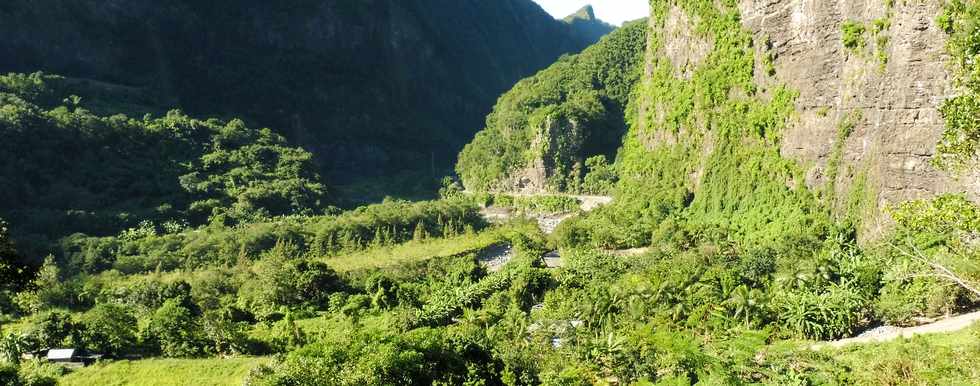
<box><xmin>533</xmin><ymin>0</ymin><xmax>649</xmax><ymax>26</ymax></box>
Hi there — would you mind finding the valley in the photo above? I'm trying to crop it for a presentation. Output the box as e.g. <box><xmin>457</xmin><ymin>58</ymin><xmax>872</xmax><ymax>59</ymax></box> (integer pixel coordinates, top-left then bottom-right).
<box><xmin>2</xmin><ymin>0</ymin><xmax>980</xmax><ymax>385</ymax></box>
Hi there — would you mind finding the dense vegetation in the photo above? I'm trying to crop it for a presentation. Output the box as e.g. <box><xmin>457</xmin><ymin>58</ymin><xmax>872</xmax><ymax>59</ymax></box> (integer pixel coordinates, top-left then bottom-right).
<box><xmin>2</xmin><ymin>0</ymin><xmax>980</xmax><ymax>385</ymax></box>
<box><xmin>457</xmin><ymin>20</ymin><xmax>647</xmax><ymax>193</ymax></box>
<box><xmin>936</xmin><ymin>0</ymin><xmax>980</xmax><ymax>171</ymax></box>
<box><xmin>0</xmin><ymin>72</ymin><xmax>327</xmax><ymax>262</ymax></box>
<box><xmin>0</xmin><ymin>0</ymin><xmax>611</xmax><ymax>194</ymax></box>
<box><xmin>556</xmin><ymin>0</ymin><xmax>823</xmax><ymax>252</ymax></box>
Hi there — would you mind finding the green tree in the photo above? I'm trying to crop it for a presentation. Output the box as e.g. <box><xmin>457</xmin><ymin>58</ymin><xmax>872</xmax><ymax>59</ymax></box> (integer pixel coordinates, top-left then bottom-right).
<box><xmin>14</xmin><ymin>256</ymin><xmax>69</xmax><ymax>314</ymax></box>
<box><xmin>238</xmin><ymin>241</ymin><xmax>342</xmax><ymax>319</ymax></box>
<box><xmin>30</xmin><ymin>311</ymin><xmax>81</xmax><ymax>349</ymax></box>
<box><xmin>79</xmin><ymin>303</ymin><xmax>138</xmax><ymax>356</ymax></box>
<box><xmin>145</xmin><ymin>299</ymin><xmax>206</xmax><ymax>358</ymax></box>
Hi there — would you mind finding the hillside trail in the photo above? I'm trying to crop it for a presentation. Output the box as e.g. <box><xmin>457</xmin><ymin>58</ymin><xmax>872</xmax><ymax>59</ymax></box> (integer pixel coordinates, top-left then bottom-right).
<box><xmin>495</xmin><ymin>192</ymin><xmax>613</xmax><ymax>211</ymax></box>
<box><xmin>813</xmin><ymin>310</ymin><xmax>980</xmax><ymax>350</ymax></box>
<box><xmin>472</xmin><ymin>191</ymin><xmax>613</xmax><ymax>234</ymax></box>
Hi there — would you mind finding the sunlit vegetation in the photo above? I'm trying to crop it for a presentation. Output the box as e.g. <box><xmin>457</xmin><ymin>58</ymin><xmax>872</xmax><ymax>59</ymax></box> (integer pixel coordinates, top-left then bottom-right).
<box><xmin>0</xmin><ymin>72</ymin><xmax>327</xmax><ymax>261</ymax></box>
<box><xmin>2</xmin><ymin>0</ymin><xmax>980</xmax><ymax>385</ymax></box>
<box><xmin>457</xmin><ymin>20</ymin><xmax>647</xmax><ymax>193</ymax></box>
<box><xmin>842</xmin><ymin>20</ymin><xmax>867</xmax><ymax>52</ymax></box>
<box><xmin>59</xmin><ymin>357</ymin><xmax>270</xmax><ymax>386</ymax></box>
<box><xmin>935</xmin><ymin>0</ymin><xmax>980</xmax><ymax>171</ymax></box>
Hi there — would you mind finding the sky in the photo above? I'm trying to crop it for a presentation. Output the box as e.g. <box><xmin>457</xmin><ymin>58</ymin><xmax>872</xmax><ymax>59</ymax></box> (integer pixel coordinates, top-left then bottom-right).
<box><xmin>533</xmin><ymin>0</ymin><xmax>649</xmax><ymax>26</ymax></box>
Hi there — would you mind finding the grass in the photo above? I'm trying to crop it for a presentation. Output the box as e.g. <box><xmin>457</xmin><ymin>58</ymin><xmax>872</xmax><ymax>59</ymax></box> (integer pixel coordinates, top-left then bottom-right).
<box><xmin>321</xmin><ymin>223</ymin><xmax>531</xmax><ymax>273</ymax></box>
<box><xmin>827</xmin><ymin>323</ymin><xmax>980</xmax><ymax>385</ymax></box>
<box><xmin>1</xmin><ymin>315</ymin><xmax>39</xmax><ymax>335</ymax></box>
<box><xmin>58</xmin><ymin>357</ymin><xmax>270</xmax><ymax>386</ymax></box>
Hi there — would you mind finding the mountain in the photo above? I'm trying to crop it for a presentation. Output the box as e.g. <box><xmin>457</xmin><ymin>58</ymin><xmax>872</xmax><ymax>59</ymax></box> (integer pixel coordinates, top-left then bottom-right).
<box><xmin>457</xmin><ymin>20</ymin><xmax>647</xmax><ymax>193</ymax></box>
<box><xmin>563</xmin><ymin>5</ymin><xmax>616</xmax><ymax>45</ymax></box>
<box><xmin>460</xmin><ymin>0</ymin><xmax>978</xmax><ymax>246</ymax></box>
<box><xmin>0</xmin><ymin>0</ymin><xmax>614</xmax><ymax>193</ymax></box>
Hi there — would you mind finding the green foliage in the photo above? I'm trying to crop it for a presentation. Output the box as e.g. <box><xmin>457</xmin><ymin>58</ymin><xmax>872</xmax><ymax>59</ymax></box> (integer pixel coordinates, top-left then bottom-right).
<box><xmin>773</xmin><ymin>283</ymin><xmax>867</xmax><ymax>340</ymax></box>
<box><xmin>144</xmin><ymin>299</ymin><xmax>208</xmax><ymax>358</ymax></box>
<box><xmin>14</xmin><ymin>256</ymin><xmax>81</xmax><ymax>313</ymax></box>
<box><xmin>0</xmin><ymin>363</ymin><xmax>18</xmax><ymax>386</ymax></box>
<box><xmin>78</xmin><ymin>303</ymin><xmax>138</xmax><ymax>357</ymax></box>
<box><xmin>876</xmin><ymin>194</ymin><xmax>980</xmax><ymax>323</ymax></box>
<box><xmin>491</xmin><ymin>194</ymin><xmax>581</xmax><ymax>215</ymax></box>
<box><xmin>307</xmin><ymin>199</ymin><xmax>484</xmax><ymax>256</ymax></box>
<box><xmin>237</xmin><ymin>241</ymin><xmax>343</xmax><ymax>320</ymax></box>
<box><xmin>457</xmin><ymin>21</ymin><xmax>648</xmax><ymax>192</ymax></box>
<box><xmin>891</xmin><ymin>194</ymin><xmax>980</xmax><ymax>237</ymax></box>
<box><xmin>832</xmin><ymin>325</ymin><xmax>980</xmax><ymax>385</ymax></box>
<box><xmin>841</xmin><ymin>20</ymin><xmax>867</xmax><ymax>51</ymax></box>
<box><xmin>29</xmin><ymin>311</ymin><xmax>82</xmax><ymax>350</ymax></box>
<box><xmin>0</xmin><ymin>73</ymin><xmax>327</xmax><ymax>256</ymax></box>
<box><xmin>934</xmin><ymin>0</ymin><xmax>980</xmax><ymax>170</ymax></box>
<box><xmin>247</xmin><ymin>325</ymin><xmax>501</xmax><ymax>386</ymax></box>
<box><xmin>580</xmin><ymin>155</ymin><xmax>618</xmax><ymax>194</ymax></box>
<box><xmin>825</xmin><ymin>111</ymin><xmax>861</xmax><ymax>200</ymax></box>
<box><xmin>565</xmin><ymin>0</ymin><xmax>829</xmax><ymax>249</ymax></box>
<box><xmin>17</xmin><ymin>359</ymin><xmax>63</xmax><ymax>386</ymax></box>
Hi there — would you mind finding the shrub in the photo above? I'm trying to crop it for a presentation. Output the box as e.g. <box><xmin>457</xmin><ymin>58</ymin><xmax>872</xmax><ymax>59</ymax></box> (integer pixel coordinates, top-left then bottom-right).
<box><xmin>773</xmin><ymin>284</ymin><xmax>867</xmax><ymax>340</ymax></box>
<box><xmin>0</xmin><ymin>363</ymin><xmax>19</xmax><ymax>386</ymax></box>
<box><xmin>28</xmin><ymin>311</ymin><xmax>82</xmax><ymax>350</ymax></box>
<box><xmin>841</xmin><ymin>21</ymin><xmax>866</xmax><ymax>51</ymax></box>
<box><xmin>17</xmin><ymin>359</ymin><xmax>63</xmax><ymax>386</ymax></box>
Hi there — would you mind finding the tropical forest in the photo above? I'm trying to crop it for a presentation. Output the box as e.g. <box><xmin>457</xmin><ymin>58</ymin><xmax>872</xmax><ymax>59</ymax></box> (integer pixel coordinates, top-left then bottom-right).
<box><xmin>1</xmin><ymin>0</ymin><xmax>980</xmax><ymax>385</ymax></box>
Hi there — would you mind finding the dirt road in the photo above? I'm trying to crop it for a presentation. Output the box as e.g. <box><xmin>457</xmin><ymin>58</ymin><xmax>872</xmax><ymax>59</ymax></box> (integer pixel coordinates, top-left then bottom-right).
<box><xmin>813</xmin><ymin>310</ymin><xmax>980</xmax><ymax>349</ymax></box>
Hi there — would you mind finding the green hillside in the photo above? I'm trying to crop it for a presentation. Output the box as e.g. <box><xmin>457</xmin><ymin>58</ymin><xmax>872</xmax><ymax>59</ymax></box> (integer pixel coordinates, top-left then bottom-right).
<box><xmin>2</xmin><ymin>0</ymin><xmax>980</xmax><ymax>385</ymax></box>
<box><xmin>0</xmin><ymin>73</ymin><xmax>326</xmax><ymax>260</ymax></box>
<box><xmin>457</xmin><ymin>20</ymin><xmax>648</xmax><ymax>193</ymax></box>
<box><xmin>0</xmin><ymin>0</ymin><xmax>612</xmax><ymax>195</ymax></box>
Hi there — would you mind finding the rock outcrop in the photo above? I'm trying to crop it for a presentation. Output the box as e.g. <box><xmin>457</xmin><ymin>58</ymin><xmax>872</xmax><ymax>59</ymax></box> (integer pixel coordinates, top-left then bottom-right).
<box><xmin>737</xmin><ymin>0</ymin><xmax>977</xmax><ymax>237</ymax></box>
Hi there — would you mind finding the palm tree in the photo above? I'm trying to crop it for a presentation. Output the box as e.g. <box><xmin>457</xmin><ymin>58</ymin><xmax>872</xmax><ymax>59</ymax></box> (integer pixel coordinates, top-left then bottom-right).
<box><xmin>727</xmin><ymin>285</ymin><xmax>766</xmax><ymax>327</ymax></box>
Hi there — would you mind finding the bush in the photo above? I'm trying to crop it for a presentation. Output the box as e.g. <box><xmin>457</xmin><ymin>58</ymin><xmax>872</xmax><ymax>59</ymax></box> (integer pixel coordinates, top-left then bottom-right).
<box><xmin>0</xmin><ymin>363</ymin><xmax>19</xmax><ymax>386</ymax></box>
<box><xmin>17</xmin><ymin>359</ymin><xmax>63</xmax><ymax>386</ymax></box>
<box><xmin>876</xmin><ymin>264</ymin><xmax>964</xmax><ymax>325</ymax></box>
<box><xmin>246</xmin><ymin>326</ymin><xmax>501</xmax><ymax>385</ymax></box>
<box><xmin>28</xmin><ymin>311</ymin><xmax>82</xmax><ymax>350</ymax></box>
<box><xmin>773</xmin><ymin>284</ymin><xmax>867</xmax><ymax>340</ymax></box>
<box><xmin>841</xmin><ymin>21</ymin><xmax>866</xmax><ymax>50</ymax></box>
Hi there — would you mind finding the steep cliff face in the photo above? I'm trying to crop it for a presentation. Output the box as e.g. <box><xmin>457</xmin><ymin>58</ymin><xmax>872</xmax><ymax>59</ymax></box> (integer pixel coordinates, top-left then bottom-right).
<box><xmin>0</xmin><ymin>0</ymin><xmax>612</xmax><ymax>185</ymax></box>
<box><xmin>736</xmin><ymin>0</ymin><xmax>976</xmax><ymax>237</ymax></box>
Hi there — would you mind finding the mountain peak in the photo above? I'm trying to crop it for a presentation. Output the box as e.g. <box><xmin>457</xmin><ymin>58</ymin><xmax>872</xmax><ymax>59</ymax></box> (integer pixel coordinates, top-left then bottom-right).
<box><xmin>564</xmin><ymin>5</ymin><xmax>597</xmax><ymax>22</ymax></box>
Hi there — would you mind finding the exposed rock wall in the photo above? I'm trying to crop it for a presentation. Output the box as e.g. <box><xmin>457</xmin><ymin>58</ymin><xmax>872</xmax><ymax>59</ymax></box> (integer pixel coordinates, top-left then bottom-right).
<box><xmin>737</xmin><ymin>0</ymin><xmax>976</xmax><ymax>237</ymax></box>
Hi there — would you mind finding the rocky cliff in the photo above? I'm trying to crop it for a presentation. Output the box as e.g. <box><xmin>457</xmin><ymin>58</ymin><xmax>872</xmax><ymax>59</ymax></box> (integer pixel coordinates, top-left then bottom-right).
<box><xmin>735</xmin><ymin>0</ymin><xmax>976</xmax><ymax>237</ymax></box>
<box><xmin>0</xmin><ymin>0</ymin><xmax>613</xmax><ymax>188</ymax></box>
<box><xmin>464</xmin><ymin>0</ymin><xmax>976</xmax><ymax>244</ymax></box>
